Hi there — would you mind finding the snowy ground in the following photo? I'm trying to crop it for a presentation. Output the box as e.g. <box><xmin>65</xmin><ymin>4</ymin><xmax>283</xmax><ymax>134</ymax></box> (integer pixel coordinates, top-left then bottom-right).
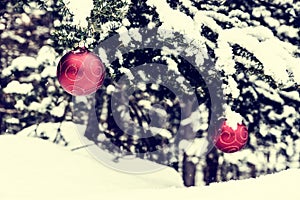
<box><xmin>0</xmin><ymin>134</ymin><xmax>299</xmax><ymax>200</ymax></box>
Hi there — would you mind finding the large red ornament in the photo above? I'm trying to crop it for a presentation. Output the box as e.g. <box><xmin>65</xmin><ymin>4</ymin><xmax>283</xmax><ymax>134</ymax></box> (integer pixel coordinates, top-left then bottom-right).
<box><xmin>213</xmin><ymin>120</ymin><xmax>248</xmax><ymax>153</ymax></box>
<box><xmin>57</xmin><ymin>46</ymin><xmax>105</xmax><ymax>96</ymax></box>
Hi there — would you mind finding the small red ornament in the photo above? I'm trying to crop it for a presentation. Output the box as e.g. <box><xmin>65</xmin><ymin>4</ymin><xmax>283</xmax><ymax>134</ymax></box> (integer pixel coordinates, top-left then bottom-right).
<box><xmin>213</xmin><ymin>120</ymin><xmax>248</xmax><ymax>153</ymax></box>
<box><xmin>57</xmin><ymin>46</ymin><xmax>105</xmax><ymax>96</ymax></box>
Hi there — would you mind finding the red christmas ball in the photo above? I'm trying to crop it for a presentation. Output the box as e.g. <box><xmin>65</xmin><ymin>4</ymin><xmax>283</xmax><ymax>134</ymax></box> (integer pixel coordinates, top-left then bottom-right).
<box><xmin>57</xmin><ymin>46</ymin><xmax>105</xmax><ymax>96</ymax></box>
<box><xmin>213</xmin><ymin>120</ymin><xmax>248</xmax><ymax>153</ymax></box>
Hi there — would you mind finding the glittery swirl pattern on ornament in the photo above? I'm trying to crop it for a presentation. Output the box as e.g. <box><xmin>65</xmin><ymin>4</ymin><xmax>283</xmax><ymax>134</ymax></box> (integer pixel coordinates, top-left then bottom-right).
<box><xmin>214</xmin><ymin>122</ymin><xmax>248</xmax><ymax>153</ymax></box>
<box><xmin>57</xmin><ymin>47</ymin><xmax>105</xmax><ymax>96</ymax></box>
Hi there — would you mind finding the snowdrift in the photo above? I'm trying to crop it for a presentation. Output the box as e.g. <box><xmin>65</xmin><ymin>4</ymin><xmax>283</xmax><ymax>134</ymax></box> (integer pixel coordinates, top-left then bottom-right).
<box><xmin>0</xmin><ymin>135</ymin><xmax>299</xmax><ymax>200</ymax></box>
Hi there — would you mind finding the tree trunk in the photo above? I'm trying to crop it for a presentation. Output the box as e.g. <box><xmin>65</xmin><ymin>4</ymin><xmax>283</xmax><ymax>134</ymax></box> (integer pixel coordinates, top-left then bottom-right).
<box><xmin>204</xmin><ymin>149</ymin><xmax>219</xmax><ymax>185</ymax></box>
<box><xmin>84</xmin><ymin>97</ymin><xmax>100</xmax><ymax>141</ymax></box>
<box><xmin>182</xmin><ymin>152</ymin><xmax>196</xmax><ymax>187</ymax></box>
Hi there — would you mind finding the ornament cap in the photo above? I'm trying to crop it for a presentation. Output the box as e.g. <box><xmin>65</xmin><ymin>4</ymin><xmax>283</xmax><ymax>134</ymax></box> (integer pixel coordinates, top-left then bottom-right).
<box><xmin>72</xmin><ymin>46</ymin><xmax>89</xmax><ymax>54</ymax></box>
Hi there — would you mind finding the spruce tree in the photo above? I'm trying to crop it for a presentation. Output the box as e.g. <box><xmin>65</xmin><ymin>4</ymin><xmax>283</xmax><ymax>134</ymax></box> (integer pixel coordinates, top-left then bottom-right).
<box><xmin>1</xmin><ymin>0</ymin><xmax>299</xmax><ymax>186</ymax></box>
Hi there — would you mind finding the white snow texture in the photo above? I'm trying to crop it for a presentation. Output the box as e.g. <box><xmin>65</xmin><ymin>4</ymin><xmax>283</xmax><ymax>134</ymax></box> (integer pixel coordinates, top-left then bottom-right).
<box><xmin>0</xmin><ymin>134</ymin><xmax>299</xmax><ymax>200</ymax></box>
